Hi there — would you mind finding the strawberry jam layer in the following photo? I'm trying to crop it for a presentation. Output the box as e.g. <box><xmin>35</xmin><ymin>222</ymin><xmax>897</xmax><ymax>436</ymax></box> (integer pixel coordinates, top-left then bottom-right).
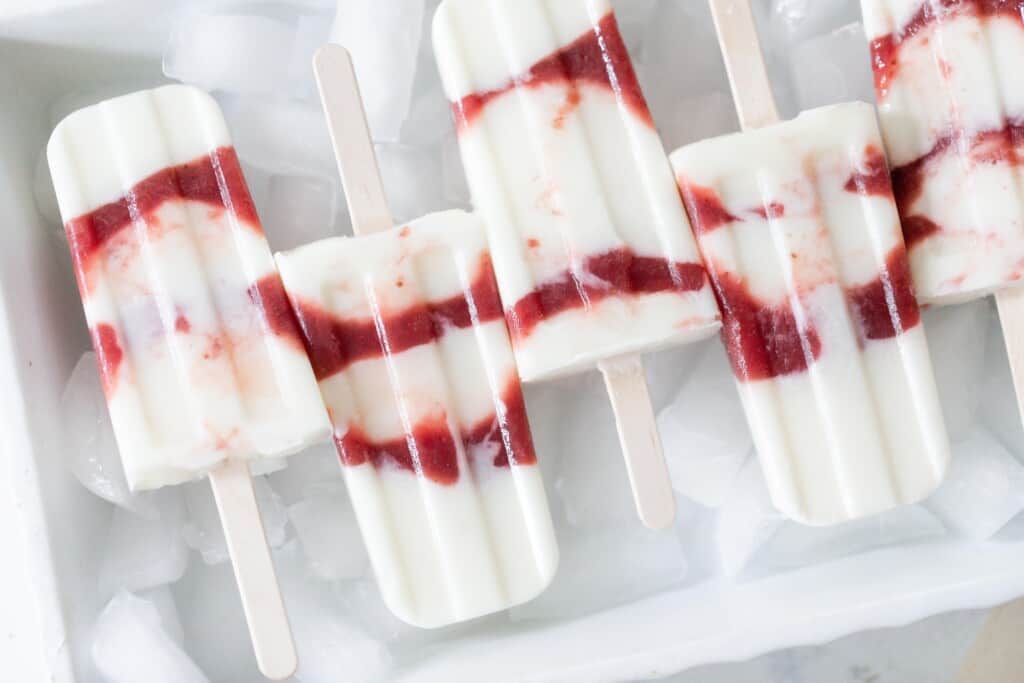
<box><xmin>334</xmin><ymin>377</ymin><xmax>537</xmax><ymax>485</ymax></box>
<box><xmin>452</xmin><ymin>12</ymin><xmax>652</xmax><ymax>131</ymax></box>
<box><xmin>290</xmin><ymin>255</ymin><xmax>504</xmax><ymax>381</ymax></box>
<box><xmin>505</xmin><ymin>248</ymin><xmax>708</xmax><ymax>341</ymax></box>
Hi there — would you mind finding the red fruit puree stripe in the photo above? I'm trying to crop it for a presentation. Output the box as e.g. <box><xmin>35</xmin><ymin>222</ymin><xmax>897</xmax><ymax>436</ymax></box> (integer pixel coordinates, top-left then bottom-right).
<box><xmin>681</xmin><ymin>183</ymin><xmax>920</xmax><ymax>381</ymax></box>
<box><xmin>291</xmin><ymin>254</ymin><xmax>505</xmax><ymax>381</ymax></box>
<box><xmin>869</xmin><ymin>0</ymin><xmax>1024</xmax><ymax>100</ymax></box>
<box><xmin>452</xmin><ymin>12</ymin><xmax>653</xmax><ymax>131</ymax></box>
<box><xmin>91</xmin><ymin>323</ymin><xmax>124</xmax><ymax>396</ymax></box>
<box><xmin>65</xmin><ymin>147</ymin><xmax>261</xmax><ymax>281</ymax></box>
<box><xmin>333</xmin><ymin>376</ymin><xmax>537</xmax><ymax>486</ymax></box>
<box><xmin>505</xmin><ymin>248</ymin><xmax>709</xmax><ymax>341</ymax></box>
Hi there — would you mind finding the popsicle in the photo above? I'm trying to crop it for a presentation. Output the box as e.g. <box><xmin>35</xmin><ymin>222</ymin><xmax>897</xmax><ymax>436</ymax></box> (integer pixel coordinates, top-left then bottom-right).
<box><xmin>274</xmin><ymin>46</ymin><xmax>558</xmax><ymax>628</ymax></box>
<box><xmin>48</xmin><ymin>85</ymin><xmax>331</xmax><ymax>678</ymax></box>
<box><xmin>859</xmin><ymin>1</ymin><xmax>1024</xmax><ymax>426</ymax></box>
<box><xmin>669</xmin><ymin>0</ymin><xmax>950</xmax><ymax>525</ymax></box>
<box><xmin>433</xmin><ymin>0</ymin><xmax>722</xmax><ymax>529</ymax></box>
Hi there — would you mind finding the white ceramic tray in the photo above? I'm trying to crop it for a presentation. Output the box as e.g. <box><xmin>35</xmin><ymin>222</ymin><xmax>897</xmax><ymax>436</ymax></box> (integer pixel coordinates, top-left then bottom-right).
<box><xmin>3</xmin><ymin>1</ymin><xmax>1024</xmax><ymax>681</ymax></box>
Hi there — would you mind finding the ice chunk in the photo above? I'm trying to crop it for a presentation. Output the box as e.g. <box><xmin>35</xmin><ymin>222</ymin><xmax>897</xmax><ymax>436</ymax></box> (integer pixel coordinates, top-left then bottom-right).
<box><xmin>655</xmin><ymin>90</ymin><xmax>741</xmax><ymax>156</ymax></box>
<box><xmin>267</xmin><ymin>441</ymin><xmax>345</xmax><ymax>504</ymax></box>
<box><xmin>643</xmin><ymin>341</ymin><xmax>704</xmax><ymax>412</ymax></box>
<box><xmin>981</xmin><ymin>311</ymin><xmax>1024</xmax><ymax>458</ymax></box>
<box><xmin>261</xmin><ymin>173</ymin><xmax>340</xmax><ymax>251</ymax></box>
<box><xmin>926</xmin><ymin>428</ymin><xmax>1024</xmax><ymax>540</ymax></box>
<box><xmin>330</xmin><ymin>0</ymin><xmax>425</xmax><ymax>142</ymax></box>
<box><xmin>768</xmin><ymin>0</ymin><xmax>860</xmax><ymax>43</ymax></box>
<box><xmin>174</xmin><ymin>562</ymin><xmax>261</xmax><ymax>682</ymax></box>
<box><xmin>375</xmin><ymin>142</ymin><xmax>444</xmax><ymax>223</ymax></box>
<box><xmin>401</xmin><ymin>90</ymin><xmax>454</xmax><ymax>147</ymax></box>
<box><xmin>99</xmin><ymin>491</ymin><xmax>189</xmax><ymax>595</ymax></box>
<box><xmin>611</xmin><ymin>0</ymin><xmax>658</xmax><ymax>54</ymax></box>
<box><xmin>220</xmin><ymin>96</ymin><xmax>334</xmax><ymax>176</ymax></box>
<box><xmin>138</xmin><ymin>587</ymin><xmax>184</xmax><ymax>646</ymax></box>
<box><xmin>336</xmin><ymin>579</ymin><xmax>419</xmax><ymax>644</ymax></box>
<box><xmin>62</xmin><ymin>353</ymin><xmax>160</xmax><ymax>517</ymax></box>
<box><xmin>164</xmin><ymin>13</ymin><xmax>296</xmax><ymax>95</ymax></box>
<box><xmin>510</xmin><ymin>523</ymin><xmax>686</xmax><ymax>621</ymax></box>
<box><xmin>657</xmin><ymin>343</ymin><xmax>752</xmax><ymax>508</ymax></box>
<box><xmin>923</xmin><ymin>300</ymin><xmax>991</xmax><ymax>441</ymax></box>
<box><xmin>92</xmin><ymin>591</ymin><xmax>209</xmax><ymax>683</ymax></box>
<box><xmin>553</xmin><ymin>374</ymin><xmax>638</xmax><ymax>527</ymax></box>
<box><xmin>789</xmin><ymin>23</ymin><xmax>875</xmax><ymax>110</ymax></box>
<box><xmin>715</xmin><ymin>457</ymin><xmax>784</xmax><ymax>578</ymax></box>
<box><xmin>440</xmin><ymin>133</ymin><xmax>471</xmax><ymax>206</ymax></box>
<box><xmin>274</xmin><ymin>542</ymin><xmax>392</xmax><ymax>683</ymax></box>
<box><xmin>289</xmin><ymin>491</ymin><xmax>369</xmax><ymax>581</ymax></box>
<box><xmin>754</xmin><ymin>505</ymin><xmax>946</xmax><ymax>576</ymax></box>
<box><xmin>182</xmin><ymin>476</ymin><xmax>288</xmax><ymax>564</ymax></box>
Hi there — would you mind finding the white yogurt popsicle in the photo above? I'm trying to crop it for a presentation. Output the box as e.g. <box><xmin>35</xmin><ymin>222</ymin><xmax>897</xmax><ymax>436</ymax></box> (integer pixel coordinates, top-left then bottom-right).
<box><xmin>433</xmin><ymin>0</ymin><xmax>721</xmax><ymax>529</ymax></box>
<box><xmin>672</xmin><ymin>102</ymin><xmax>950</xmax><ymax>525</ymax></box>
<box><xmin>276</xmin><ymin>210</ymin><xmax>558</xmax><ymax>627</ymax></box>
<box><xmin>860</xmin><ymin>0</ymin><xmax>1024</xmax><ymax>305</ymax></box>
<box><xmin>432</xmin><ymin>0</ymin><xmax>721</xmax><ymax>381</ymax></box>
<box><xmin>48</xmin><ymin>85</ymin><xmax>330</xmax><ymax>490</ymax></box>
<box><xmin>48</xmin><ymin>84</ymin><xmax>332</xmax><ymax>678</ymax></box>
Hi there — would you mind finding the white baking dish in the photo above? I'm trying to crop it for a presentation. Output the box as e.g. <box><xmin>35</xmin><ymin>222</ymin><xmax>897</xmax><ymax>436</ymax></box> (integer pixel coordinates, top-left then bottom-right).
<box><xmin>3</xmin><ymin>1</ymin><xmax>1024</xmax><ymax>681</ymax></box>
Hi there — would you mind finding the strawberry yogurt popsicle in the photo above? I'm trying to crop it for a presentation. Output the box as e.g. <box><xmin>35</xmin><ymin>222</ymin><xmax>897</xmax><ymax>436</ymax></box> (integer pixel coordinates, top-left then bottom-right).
<box><xmin>276</xmin><ymin>210</ymin><xmax>558</xmax><ymax>628</ymax></box>
<box><xmin>273</xmin><ymin>46</ymin><xmax>558</xmax><ymax>628</ymax></box>
<box><xmin>47</xmin><ymin>85</ymin><xmax>331</xmax><ymax>678</ymax></box>
<box><xmin>861</xmin><ymin>0</ymin><xmax>1024</xmax><ymax>305</ymax></box>
<box><xmin>860</xmin><ymin>1</ymin><xmax>1024</xmax><ymax>428</ymax></box>
<box><xmin>433</xmin><ymin>0</ymin><xmax>722</xmax><ymax>528</ymax></box>
<box><xmin>670</xmin><ymin>0</ymin><xmax>950</xmax><ymax>525</ymax></box>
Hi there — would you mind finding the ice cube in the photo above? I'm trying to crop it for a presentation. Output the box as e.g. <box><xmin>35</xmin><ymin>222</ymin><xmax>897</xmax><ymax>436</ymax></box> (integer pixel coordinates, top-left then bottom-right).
<box><xmin>754</xmin><ymin>505</ymin><xmax>946</xmax><ymax>576</ymax></box>
<box><xmin>981</xmin><ymin>311</ymin><xmax>1024</xmax><ymax>458</ymax></box>
<box><xmin>182</xmin><ymin>476</ymin><xmax>288</xmax><ymax>564</ymax></box>
<box><xmin>330</xmin><ymin>0</ymin><xmax>425</xmax><ymax>142</ymax></box>
<box><xmin>401</xmin><ymin>90</ymin><xmax>454</xmax><ymax>147</ymax></box>
<box><xmin>923</xmin><ymin>300</ymin><xmax>992</xmax><ymax>441</ymax></box>
<box><xmin>261</xmin><ymin>173</ymin><xmax>341</xmax><ymax>251</ymax></box>
<box><xmin>174</xmin><ymin>562</ymin><xmax>261</xmax><ymax>682</ymax></box>
<box><xmin>643</xmin><ymin>340</ymin><xmax>705</xmax><ymax>412</ymax></box>
<box><xmin>220</xmin><ymin>96</ymin><xmax>335</xmax><ymax>176</ymax></box>
<box><xmin>336</xmin><ymin>579</ymin><xmax>419</xmax><ymax>644</ymax></box>
<box><xmin>611</xmin><ymin>0</ymin><xmax>659</xmax><ymax>55</ymax></box>
<box><xmin>715</xmin><ymin>457</ymin><xmax>785</xmax><ymax>578</ymax></box>
<box><xmin>99</xmin><ymin>491</ymin><xmax>189</xmax><ymax>595</ymax></box>
<box><xmin>289</xmin><ymin>491</ymin><xmax>369</xmax><ymax>581</ymax></box>
<box><xmin>137</xmin><ymin>587</ymin><xmax>185</xmax><ymax>646</ymax></box>
<box><xmin>789</xmin><ymin>22</ymin><xmax>875</xmax><ymax>111</ymax></box>
<box><xmin>510</xmin><ymin>523</ymin><xmax>687</xmax><ymax>622</ymax></box>
<box><xmin>655</xmin><ymin>90</ymin><xmax>741</xmax><ymax>156</ymax></box>
<box><xmin>440</xmin><ymin>133</ymin><xmax>471</xmax><ymax>207</ymax></box>
<box><xmin>62</xmin><ymin>353</ymin><xmax>161</xmax><ymax>517</ymax></box>
<box><xmin>274</xmin><ymin>542</ymin><xmax>392</xmax><ymax>683</ymax></box>
<box><xmin>92</xmin><ymin>591</ymin><xmax>209</xmax><ymax>683</ymax></box>
<box><xmin>268</xmin><ymin>441</ymin><xmax>345</xmax><ymax>504</ymax></box>
<box><xmin>375</xmin><ymin>142</ymin><xmax>445</xmax><ymax>223</ymax></box>
<box><xmin>768</xmin><ymin>0</ymin><xmax>860</xmax><ymax>43</ymax></box>
<box><xmin>164</xmin><ymin>11</ymin><xmax>318</xmax><ymax>98</ymax></box>
<box><xmin>553</xmin><ymin>373</ymin><xmax>638</xmax><ymax>527</ymax></box>
<box><xmin>657</xmin><ymin>343</ymin><xmax>752</xmax><ymax>508</ymax></box>
<box><xmin>926</xmin><ymin>428</ymin><xmax>1024</xmax><ymax>540</ymax></box>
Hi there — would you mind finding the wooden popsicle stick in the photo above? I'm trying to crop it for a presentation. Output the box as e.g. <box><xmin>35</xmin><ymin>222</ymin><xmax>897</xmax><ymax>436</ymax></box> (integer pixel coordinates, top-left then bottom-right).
<box><xmin>708</xmin><ymin>0</ymin><xmax>780</xmax><ymax>131</ymax></box>
<box><xmin>599</xmin><ymin>356</ymin><xmax>676</xmax><ymax>530</ymax></box>
<box><xmin>313</xmin><ymin>44</ymin><xmax>393</xmax><ymax>237</ymax></box>
<box><xmin>953</xmin><ymin>598</ymin><xmax>1024</xmax><ymax>682</ymax></box>
<box><xmin>209</xmin><ymin>460</ymin><xmax>296</xmax><ymax>680</ymax></box>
